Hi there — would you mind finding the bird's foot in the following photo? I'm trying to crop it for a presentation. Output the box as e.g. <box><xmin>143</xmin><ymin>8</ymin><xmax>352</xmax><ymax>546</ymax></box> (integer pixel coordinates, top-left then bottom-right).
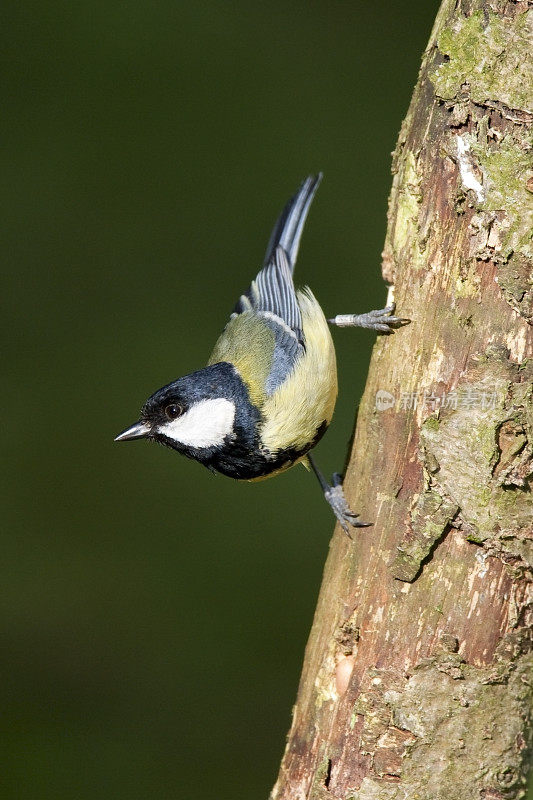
<box><xmin>328</xmin><ymin>303</ymin><xmax>410</xmax><ymax>334</ymax></box>
<box><xmin>324</xmin><ymin>473</ymin><xmax>371</xmax><ymax>538</ymax></box>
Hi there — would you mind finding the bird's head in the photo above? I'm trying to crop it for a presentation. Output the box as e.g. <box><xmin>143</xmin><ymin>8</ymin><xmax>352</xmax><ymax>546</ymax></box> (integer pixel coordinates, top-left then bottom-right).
<box><xmin>115</xmin><ymin>362</ymin><xmax>254</xmax><ymax>458</ymax></box>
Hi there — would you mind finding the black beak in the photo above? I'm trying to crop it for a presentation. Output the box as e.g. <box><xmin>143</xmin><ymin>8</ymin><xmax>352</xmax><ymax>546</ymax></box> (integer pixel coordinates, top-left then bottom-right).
<box><xmin>114</xmin><ymin>421</ymin><xmax>151</xmax><ymax>442</ymax></box>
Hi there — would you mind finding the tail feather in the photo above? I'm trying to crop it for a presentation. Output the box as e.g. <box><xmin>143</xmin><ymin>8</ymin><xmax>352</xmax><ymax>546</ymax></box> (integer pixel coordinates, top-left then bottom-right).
<box><xmin>263</xmin><ymin>173</ymin><xmax>322</xmax><ymax>272</ymax></box>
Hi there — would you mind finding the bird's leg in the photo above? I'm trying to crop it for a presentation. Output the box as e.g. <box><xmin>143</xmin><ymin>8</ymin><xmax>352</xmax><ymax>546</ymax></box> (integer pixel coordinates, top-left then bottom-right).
<box><xmin>327</xmin><ymin>302</ymin><xmax>409</xmax><ymax>334</ymax></box>
<box><xmin>306</xmin><ymin>453</ymin><xmax>371</xmax><ymax>538</ymax></box>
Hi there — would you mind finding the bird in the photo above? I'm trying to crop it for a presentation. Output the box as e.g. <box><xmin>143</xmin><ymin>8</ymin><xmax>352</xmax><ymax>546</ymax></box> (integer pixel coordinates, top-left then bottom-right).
<box><xmin>115</xmin><ymin>174</ymin><xmax>408</xmax><ymax>535</ymax></box>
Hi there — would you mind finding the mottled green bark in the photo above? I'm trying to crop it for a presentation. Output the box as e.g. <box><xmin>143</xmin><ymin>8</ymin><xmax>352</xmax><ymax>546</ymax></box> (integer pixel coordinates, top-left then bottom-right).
<box><xmin>271</xmin><ymin>1</ymin><xmax>532</xmax><ymax>798</ymax></box>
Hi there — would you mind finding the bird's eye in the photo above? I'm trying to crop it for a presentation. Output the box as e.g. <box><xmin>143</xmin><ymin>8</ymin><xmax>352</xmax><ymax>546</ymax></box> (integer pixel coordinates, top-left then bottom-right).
<box><xmin>165</xmin><ymin>403</ymin><xmax>183</xmax><ymax>420</ymax></box>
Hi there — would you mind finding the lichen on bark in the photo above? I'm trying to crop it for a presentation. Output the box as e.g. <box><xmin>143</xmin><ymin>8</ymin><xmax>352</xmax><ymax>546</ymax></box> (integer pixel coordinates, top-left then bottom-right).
<box><xmin>431</xmin><ymin>9</ymin><xmax>532</xmax><ymax>113</ymax></box>
<box><xmin>420</xmin><ymin>348</ymin><xmax>533</xmax><ymax>563</ymax></box>
<box><xmin>270</xmin><ymin>1</ymin><xmax>533</xmax><ymax>799</ymax></box>
<box><xmin>355</xmin><ymin>644</ymin><xmax>533</xmax><ymax>800</ymax></box>
<box><xmin>429</xmin><ymin>4</ymin><xmax>533</xmax><ymax>321</ymax></box>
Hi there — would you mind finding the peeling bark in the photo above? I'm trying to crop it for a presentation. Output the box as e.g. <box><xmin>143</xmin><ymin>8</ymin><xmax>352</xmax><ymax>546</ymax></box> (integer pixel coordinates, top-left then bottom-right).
<box><xmin>270</xmin><ymin>1</ymin><xmax>532</xmax><ymax>798</ymax></box>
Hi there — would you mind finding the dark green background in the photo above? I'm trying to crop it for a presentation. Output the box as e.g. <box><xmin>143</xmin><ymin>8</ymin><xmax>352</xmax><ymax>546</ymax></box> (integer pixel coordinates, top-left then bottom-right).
<box><xmin>8</xmin><ymin>2</ymin><xmax>519</xmax><ymax>798</ymax></box>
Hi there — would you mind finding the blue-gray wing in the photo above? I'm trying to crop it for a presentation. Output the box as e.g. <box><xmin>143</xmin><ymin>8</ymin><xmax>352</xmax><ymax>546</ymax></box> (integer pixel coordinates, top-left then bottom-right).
<box><xmin>230</xmin><ymin>174</ymin><xmax>322</xmax><ymax>395</ymax></box>
<box><xmin>234</xmin><ymin>247</ymin><xmax>303</xmax><ymax>394</ymax></box>
<box><xmin>242</xmin><ymin>246</ymin><xmax>303</xmax><ymax>342</ymax></box>
<box><xmin>234</xmin><ymin>172</ymin><xmax>323</xmax><ymax>330</ymax></box>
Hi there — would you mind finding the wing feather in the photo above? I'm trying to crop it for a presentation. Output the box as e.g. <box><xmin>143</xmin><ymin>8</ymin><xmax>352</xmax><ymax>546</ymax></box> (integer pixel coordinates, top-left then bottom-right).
<box><xmin>253</xmin><ymin>248</ymin><xmax>302</xmax><ymax>341</ymax></box>
<box><xmin>234</xmin><ymin>246</ymin><xmax>303</xmax><ymax>345</ymax></box>
<box><xmin>263</xmin><ymin>173</ymin><xmax>322</xmax><ymax>270</ymax></box>
<box><xmin>216</xmin><ymin>175</ymin><xmax>323</xmax><ymax>398</ymax></box>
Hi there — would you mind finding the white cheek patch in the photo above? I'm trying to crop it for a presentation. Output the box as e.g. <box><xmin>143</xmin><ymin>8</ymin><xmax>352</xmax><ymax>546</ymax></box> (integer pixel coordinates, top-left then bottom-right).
<box><xmin>159</xmin><ymin>398</ymin><xmax>236</xmax><ymax>449</ymax></box>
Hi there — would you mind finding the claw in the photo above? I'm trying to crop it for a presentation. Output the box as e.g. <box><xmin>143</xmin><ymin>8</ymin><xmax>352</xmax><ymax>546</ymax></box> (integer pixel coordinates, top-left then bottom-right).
<box><xmin>307</xmin><ymin>454</ymin><xmax>372</xmax><ymax>536</ymax></box>
<box><xmin>365</xmin><ymin>304</ymin><xmax>410</xmax><ymax>331</ymax></box>
<box><xmin>324</xmin><ymin>482</ymin><xmax>372</xmax><ymax>538</ymax></box>
<box><xmin>327</xmin><ymin>302</ymin><xmax>410</xmax><ymax>333</ymax></box>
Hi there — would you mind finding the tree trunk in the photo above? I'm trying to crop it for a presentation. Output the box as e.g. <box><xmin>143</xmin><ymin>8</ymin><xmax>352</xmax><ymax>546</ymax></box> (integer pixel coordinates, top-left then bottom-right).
<box><xmin>270</xmin><ymin>1</ymin><xmax>532</xmax><ymax>798</ymax></box>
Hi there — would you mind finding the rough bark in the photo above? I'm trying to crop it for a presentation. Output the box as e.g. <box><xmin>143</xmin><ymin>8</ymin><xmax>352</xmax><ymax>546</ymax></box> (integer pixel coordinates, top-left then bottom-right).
<box><xmin>271</xmin><ymin>1</ymin><xmax>532</xmax><ymax>798</ymax></box>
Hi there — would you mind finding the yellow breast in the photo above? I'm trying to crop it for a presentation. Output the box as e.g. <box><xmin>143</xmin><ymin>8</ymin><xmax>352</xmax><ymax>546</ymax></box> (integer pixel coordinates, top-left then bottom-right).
<box><xmin>259</xmin><ymin>288</ymin><xmax>337</xmax><ymax>455</ymax></box>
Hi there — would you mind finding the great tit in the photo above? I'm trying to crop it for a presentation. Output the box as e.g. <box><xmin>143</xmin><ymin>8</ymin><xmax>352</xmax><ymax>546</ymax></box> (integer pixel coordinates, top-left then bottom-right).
<box><xmin>115</xmin><ymin>175</ymin><xmax>407</xmax><ymax>534</ymax></box>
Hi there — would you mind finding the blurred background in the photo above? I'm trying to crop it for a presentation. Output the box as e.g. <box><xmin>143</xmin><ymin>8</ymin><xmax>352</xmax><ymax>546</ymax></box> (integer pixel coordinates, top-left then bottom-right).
<box><xmin>2</xmin><ymin>1</ymin><xmax>483</xmax><ymax>797</ymax></box>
